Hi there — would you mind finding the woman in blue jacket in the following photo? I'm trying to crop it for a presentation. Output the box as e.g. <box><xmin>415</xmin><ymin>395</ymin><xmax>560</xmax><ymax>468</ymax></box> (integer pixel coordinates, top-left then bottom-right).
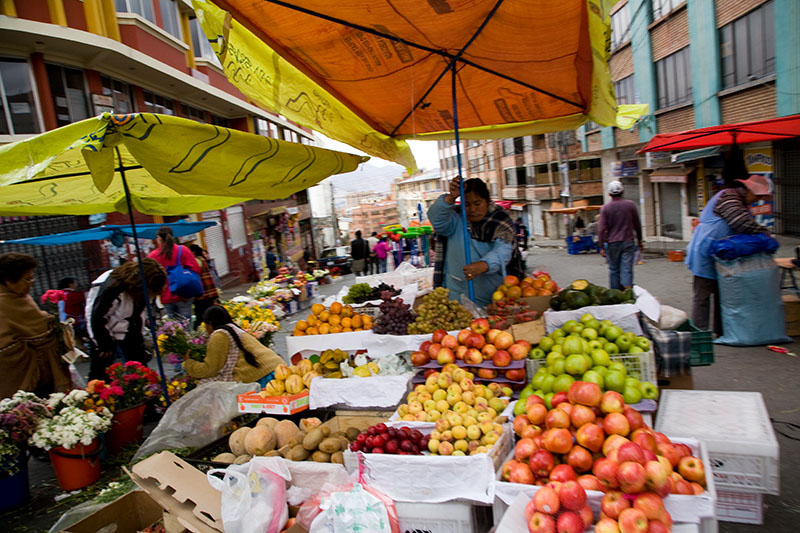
<box><xmin>429</xmin><ymin>178</ymin><xmax>524</xmax><ymax>307</ymax></box>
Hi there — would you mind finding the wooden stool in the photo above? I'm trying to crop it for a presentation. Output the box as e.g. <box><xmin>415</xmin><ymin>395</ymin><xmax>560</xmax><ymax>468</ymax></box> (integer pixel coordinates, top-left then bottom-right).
<box><xmin>775</xmin><ymin>257</ymin><xmax>799</xmax><ymax>295</ymax></box>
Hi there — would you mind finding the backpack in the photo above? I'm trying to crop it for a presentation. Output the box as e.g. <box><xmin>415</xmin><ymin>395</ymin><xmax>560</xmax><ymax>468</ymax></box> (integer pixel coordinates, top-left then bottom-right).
<box><xmin>167</xmin><ymin>245</ymin><xmax>203</xmax><ymax>298</ymax></box>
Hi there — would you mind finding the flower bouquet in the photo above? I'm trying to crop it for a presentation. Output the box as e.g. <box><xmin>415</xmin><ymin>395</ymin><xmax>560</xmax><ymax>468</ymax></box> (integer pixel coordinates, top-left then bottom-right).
<box><xmin>0</xmin><ymin>392</ymin><xmax>51</xmax><ymax>475</ymax></box>
<box><xmin>82</xmin><ymin>379</ymin><xmax>123</xmax><ymax>413</ymax></box>
<box><xmin>272</xmin><ymin>288</ymin><xmax>295</xmax><ymax>304</ymax></box>
<box><xmin>106</xmin><ymin>361</ymin><xmax>162</xmax><ymax>410</ymax></box>
<box><xmin>223</xmin><ymin>301</ymin><xmax>281</xmax><ymax>348</ymax></box>
<box><xmin>247</xmin><ymin>279</ymin><xmax>280</xmax><ymax>299</ymax></box>
<box><xmin>156</xmin><ymin>374</ymin><xmax>198</xmax><ymax>407</ymax></box>
<box><xmin>29</xmin><ymin>390</ymin><xmax>113</xmax><ymax>451</ymax></box>
<box><xmin>40</xmin><ymin>289</ymin><xmax>66</xmax><ymax>315</ymax></box>
<box><xmin>156</xmin><ymin>318</ymin><xmax>207</xmax><ymax>365</ymax></box>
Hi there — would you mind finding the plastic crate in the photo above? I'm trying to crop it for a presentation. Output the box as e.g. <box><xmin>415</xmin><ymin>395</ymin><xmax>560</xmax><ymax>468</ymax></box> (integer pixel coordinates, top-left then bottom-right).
<box><xmin>655</xmin><ymin>390</ymin><xmax>780</xmax><ymax>495</ymax></box>
<box><xmin>677</xmin><ymin>319</ymin><xmax>715</xmax><ymax>366</ymax></box>
<box><xmin>395</xmin><ymin>501</ymin><xmax>493</xmax><ymax>533</ymax></box>
<box><xmin>525</xmin><ymin>349</ymin><xmax>657</xmax><ymax>386</ymax></box>
<box><xmin>716</xmin><ymin>489</ymin><xmax>763</xmax><ymax>524</ymax></box>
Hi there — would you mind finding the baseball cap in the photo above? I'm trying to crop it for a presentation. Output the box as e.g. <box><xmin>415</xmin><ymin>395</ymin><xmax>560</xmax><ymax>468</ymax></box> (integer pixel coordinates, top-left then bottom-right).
<box><xmin>737</xmin><ymin>175</ymin><xmax>773</xmax><ymax>198</ymax></box>
<box><xmin>608</xmin><ymin>180</ymin><xmax>624</xmax><ymax>196</ymax></box>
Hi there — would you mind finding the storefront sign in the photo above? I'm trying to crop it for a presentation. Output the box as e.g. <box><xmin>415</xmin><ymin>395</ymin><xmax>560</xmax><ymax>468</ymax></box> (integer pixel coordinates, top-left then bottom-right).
<box><xmin>744</xmin><ymin>147</ymin><xmax>774</xmax><ymax>228</ymax></box>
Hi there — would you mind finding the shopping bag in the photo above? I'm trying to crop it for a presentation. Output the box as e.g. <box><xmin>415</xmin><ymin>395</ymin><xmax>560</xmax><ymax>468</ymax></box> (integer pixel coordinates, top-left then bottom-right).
<box><xmin>207</xmin><ymin>457</ymin><xmax>291</xmax><ymax>533</ymax></box>
<box><xmin>166</xmin><ymin>245</ymin><xmax>203</xmax><ymax>298</ymax></box>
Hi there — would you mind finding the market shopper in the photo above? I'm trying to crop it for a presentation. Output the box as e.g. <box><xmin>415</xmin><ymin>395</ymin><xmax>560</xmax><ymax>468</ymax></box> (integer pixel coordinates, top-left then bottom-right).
<box><xmin>350</xmin><ymin>230</ymin><xmax>369</xmax><ymax>276</ymax></box>
<box><xmin>429</xmin><ymin>177</ymin><xmax>524</xmax><ymax>307</ymax></box>
<box><xmin>374</xmin><ymin>236</ymin><xmax>391</xmax><ymax>273</ymax></box>
<box><xmin>57</xmin><ymin>276</ymin><xmax>88</xmax><ymax>342</ymax></box>
<box><xmin>89</xmin><ymin>259</ymin><xmax>167</xmax><ymax>380</ymax></box>
<box><xmin>685</xmin><ymin>175</ymin><xmax>773</xmax><ymax>335</ymax></box>
<box><xmin>0</xmin><ymin>252</ymin><xmax>71</xmax><ymax>399</ymax></box>
<box><xmin>189</xmin><ymin>245</ymin><xmax>220</xmax><ymax>330</ymax></box>
<box><xmin>182</xmin><ymin>305</ymin><xmax>283</xmax><ymax>385</ymax></box>
<box><xmin>597</xmin><ymin>180</ymin><xmax>643</xmax><ymax>290</ymax></box>
<box><xmin>148</xmin><ymin>226</ymin><xmax>201</xmax><ymax>320</ymax></box>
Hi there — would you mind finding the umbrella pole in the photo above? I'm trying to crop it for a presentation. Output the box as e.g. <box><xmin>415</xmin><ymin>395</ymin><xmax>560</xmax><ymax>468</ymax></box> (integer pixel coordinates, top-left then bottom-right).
<box><xmin>451</xmin><ymin>62</ymin><xmax>474</xmax><ymax>301</ymax></box>
<box><xmin>116</xmin><ymin>147</ymin><xmax>171</xmax><ymax>407</ymax></box>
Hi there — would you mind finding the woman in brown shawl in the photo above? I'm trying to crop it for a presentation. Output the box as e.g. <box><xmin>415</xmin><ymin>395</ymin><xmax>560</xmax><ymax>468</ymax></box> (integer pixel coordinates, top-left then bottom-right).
<box><xmin>0</xmin><ymin>252</ymin><xmax>71</xmax><ymax>399</ymax></box>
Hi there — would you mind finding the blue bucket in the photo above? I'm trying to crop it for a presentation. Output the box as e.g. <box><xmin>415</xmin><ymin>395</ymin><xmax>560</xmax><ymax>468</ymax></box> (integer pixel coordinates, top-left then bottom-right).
<box><xmin>0</xmin><ymin>454</ymin><xmax>29</xmax><ymax>511</ymax></box>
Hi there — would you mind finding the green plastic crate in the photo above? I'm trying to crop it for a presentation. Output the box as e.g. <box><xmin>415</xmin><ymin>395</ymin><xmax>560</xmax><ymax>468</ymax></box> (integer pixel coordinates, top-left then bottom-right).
<box><xmin>677</xmin><ymin>319</ymin><xmax>715</xmax><ymax>366</ymax></box>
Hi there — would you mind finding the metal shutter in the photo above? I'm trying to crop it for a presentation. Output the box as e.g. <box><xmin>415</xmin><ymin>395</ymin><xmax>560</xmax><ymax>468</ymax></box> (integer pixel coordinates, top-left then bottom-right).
<box><xmin>203</xmin><ymin>217</ymin><xmax>229</xmax><ymax>276</ymax></box>
<box><xmin>226</xmin><ymin>206</ymin><xmax>247</xmax><ymax>249</ymax></box>
<box><xmin>776</xmin><ymin>139</ymin><xmax>800</xmax><ymax>235</ymax></box>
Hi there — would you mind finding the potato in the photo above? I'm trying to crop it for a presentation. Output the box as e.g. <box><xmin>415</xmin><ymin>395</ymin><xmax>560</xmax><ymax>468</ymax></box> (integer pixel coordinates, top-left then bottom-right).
<box><xmin>228</xmin><ymin>427</ymin><xmax>251</xmax><ymax>456</ymax></box>
<box><xmin>311</xmin><ymin>450</ymin><xmax>331</xmax><ymax>463</ymax></box>
<box><xmin>345</xmin><ymin>427</ymin><xmax>361</xmax><ymax>441</ymax></box>
<box><xmin>265</xmin><ymin>450</ymin><xmax>281</xmax><ymax>457</ymax></box>
<box><xmin>234</xmin><ymin>455</ymin><xmax>252</xmax><ymax>465</ymax></box>
<box><xmin>287</xmin><ymin>445</ymin><xmax>311</xmax><ymax>462</ymax></box>
<box><xmin>299</xmin><ymin>417</ymin><xmax>322</xmax><ymax>431</ymax></box>
<box><xmin>320</xmin><ymin>426</ymin><xmax>331</xmax><ymax>437</ymax></box>
<box><xmin>318</xmin><ymin>437</ymin><xmax>343</xmax><ymax>454</ymax></box>
<box><xmin>212</xmin><ymin>453</ymin><xmax>236</xmax><ymax>464</ymax></box>
<box><xmin>257</xmin><ymin>417</ymin><xmax>280</xmax><ymax>429</ymax></box>
<box><xmin>330</xmin><ymin>451</ymin><xmax>344</xmax><ymax>464</ymax></box>
<box><xmin>302</xmin><ymin>428</ymin><xmax>326</xmax><ymax>451</ymax></box>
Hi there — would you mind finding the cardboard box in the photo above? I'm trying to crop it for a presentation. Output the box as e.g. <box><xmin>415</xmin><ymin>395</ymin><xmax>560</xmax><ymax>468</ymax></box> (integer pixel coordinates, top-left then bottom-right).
<box><xmin>509</xmin><ymin>318</ymin><xmax>545</xmax><ymax>345</ymax></box>
<box><xmin>782</xmin><ymin>293</ymin><xmax>800</xmax><ymax>336</ymax></box>
<box><xmin>657</xmin><ymin>370</ymin><xmax>694</xmax><ymax>390</ymax></box>
<box><xmin>125</xmin><ymin>452</ymin><xmax>223</xmax><ymax>533</ymax></box>
<box><xmin>237</xmin><ymin>390</ymin><xmax>309</xmax><ymax>415</ymax></box>
<box><xmin>518</xmin><ymin>295</ymin><xmax>553</xmax><ymax>314</ymax></box>
<box><xmin>63</xmin><ymin>491</ymin><xmax>162</xmax><ymax>533</ymax></box>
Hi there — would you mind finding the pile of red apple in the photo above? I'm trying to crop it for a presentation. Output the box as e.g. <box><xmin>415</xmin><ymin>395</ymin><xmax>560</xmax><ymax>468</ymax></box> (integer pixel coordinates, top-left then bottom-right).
<box><xmin>410</xmin><ymin>318</ymin><xmax>529</xmax><ymax>382</ymax></box>
<box><xmin>349</xmin><ymin>423</ymin><xmax>429</xmax><ymax>455</ymax></box>
<box><xmin>505</xmin><ymin>381</ymin><xmax>707</xmax><ymax>532</ymax></box>
<box><xmin>525</xmin><ymin>481</ymin><xmax>593</xmax><ymax>533</ymax></box>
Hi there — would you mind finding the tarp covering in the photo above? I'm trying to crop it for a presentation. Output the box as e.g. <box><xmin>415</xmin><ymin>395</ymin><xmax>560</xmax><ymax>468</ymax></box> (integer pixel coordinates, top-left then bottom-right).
<box><xmin>0</xmin><ymin>221</ymin><xmax>215</xmax><ymax>246</ymax></box>
<box><xmin>193</xmin><ymin>0</ymin><xmax>625</xmax><ymax>170</ymax></box>
<box><xmin>638</xmin><ymin>113</ymin><xmax>800</xmax><ymax>153</ymax></box>
<box><xmin>0</xmin><ymin>113</ymin><xmax>367</xmax><ymax>216</ymax></box>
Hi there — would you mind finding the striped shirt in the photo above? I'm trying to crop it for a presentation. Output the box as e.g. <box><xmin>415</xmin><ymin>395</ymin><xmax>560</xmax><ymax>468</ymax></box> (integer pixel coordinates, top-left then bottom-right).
<box><xmin>712</xmin><ymin>188</ymin><xmax>768</xmax><ymax>235</ymax></box>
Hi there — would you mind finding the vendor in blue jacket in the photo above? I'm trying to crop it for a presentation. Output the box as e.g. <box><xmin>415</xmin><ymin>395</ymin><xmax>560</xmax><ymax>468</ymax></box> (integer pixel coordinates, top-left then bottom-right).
<box><xmin>429</xmin><ymin>177</ymin><xmax>524</xmax><ymax>307</ymax></box>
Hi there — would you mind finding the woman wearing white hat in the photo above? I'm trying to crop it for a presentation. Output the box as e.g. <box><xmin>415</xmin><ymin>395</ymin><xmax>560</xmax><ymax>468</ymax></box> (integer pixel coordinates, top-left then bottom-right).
<box><xmin>685</xmin><ymin>174</ymin><xmax>773</xmax><ymax>335</ymax></box>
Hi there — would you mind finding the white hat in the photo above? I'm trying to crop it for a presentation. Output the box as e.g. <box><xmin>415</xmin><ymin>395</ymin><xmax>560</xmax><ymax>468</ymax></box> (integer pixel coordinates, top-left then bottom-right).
<box><xmin>608</xmin><ymin>180</ymin><xmax>624</xmax><ymax>196</ymax></box>
<box><xmin>737</xmin><ymin>175</ymin><xmax>773</xmax><ymax>198</ymax></box>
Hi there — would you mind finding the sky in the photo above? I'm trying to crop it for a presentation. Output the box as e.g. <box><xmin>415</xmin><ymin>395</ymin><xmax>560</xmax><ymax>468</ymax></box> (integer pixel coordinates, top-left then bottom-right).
<box><xmin>317</xmin><ymin>134</ymin><xmax>440</xmax><ymax>171</ymax></box>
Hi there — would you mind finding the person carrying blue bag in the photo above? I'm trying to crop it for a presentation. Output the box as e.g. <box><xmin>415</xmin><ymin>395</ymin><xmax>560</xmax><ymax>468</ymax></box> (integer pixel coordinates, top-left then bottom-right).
<box><xmin>685</xmin><ymin>174</ymin><xmax>773</xmax><ymax>336</ymax></box>
<box><xmin>149</xmin><ymin>226</ymin><xmax>203</xmax><ymax>320</ymax></box>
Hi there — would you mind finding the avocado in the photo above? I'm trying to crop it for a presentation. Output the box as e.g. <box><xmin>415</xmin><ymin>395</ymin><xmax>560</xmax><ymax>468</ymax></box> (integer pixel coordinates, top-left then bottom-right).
<box><xmin>603</xmin><ymin>289</ymin><xmax>624</xmax><ymax>305</ymax></box>
<box><xmin>562</xmin><ymin>290</ymin><xmax>592</xmax><ymax>310</ymax></box>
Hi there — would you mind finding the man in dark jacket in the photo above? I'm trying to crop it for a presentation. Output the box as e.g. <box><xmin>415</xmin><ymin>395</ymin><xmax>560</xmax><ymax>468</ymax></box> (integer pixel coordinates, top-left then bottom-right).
<box><xmin>597</xmin><ymin>180</ymin><xmax>643</xmax><ymax>290</ymax></box>
<box><xmin>350</xmin><ymin>230</ymin><xmax>369</xmax><ymax>276</ymax></box>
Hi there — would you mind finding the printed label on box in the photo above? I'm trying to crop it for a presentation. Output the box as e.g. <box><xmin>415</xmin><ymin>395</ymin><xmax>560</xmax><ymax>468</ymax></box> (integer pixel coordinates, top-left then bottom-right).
<box><xmin>237</xmin><ymin>391</ymin><xmax>309</xmax><ymax>415</ymax></box>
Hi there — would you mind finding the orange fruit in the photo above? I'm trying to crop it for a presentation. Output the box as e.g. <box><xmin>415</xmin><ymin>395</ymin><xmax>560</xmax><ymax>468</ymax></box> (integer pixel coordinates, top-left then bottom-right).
<box><xmin>319</xmin><ymin>310</ymin><xmax>330</xmax><ymax>323</ymax></box>
<box><xmin>293</xmin><ymin>329</ymin><xmax>305</xmax><ymax>336</ymax></box>
<box><xmin>352</xmin><ymin>316</ymin><xmax>363</xmax><ymax>328</ymax></box>
<box><xmin>330</xmin><ymin>302</ymin><xmax>342</xmax><ymax>315</ymax></box>
<box><xmin>532</xmin><ymin>278</ymin><xmax>545</xmax><ymax>289</ymax></box>
<box><xmin>522</xmin><ymin>287</ymin><xmax>536</xmax><ymax>297</ymax></box>
<box><xmin>504</xmin><ymin>275</ymin><xmax>520</xmax><ymax>286</ymax></box>
<box><xmin>306</xmin><ymin>327</ymin><xmax>319</xmax><ymax>335</ymax></box>
<box><xmin>328</xmin><ymin>315</ymin><xmax>341</xmax><ymax>327</ymax></box>
<box><xmin>341</xmin><ymin>317</ymin><xmax>352</xmax><ymax>328</ymax></box>
<box><xmin>507</xmin><ymin>286</ymin><xmax>522</xmax><ymax>299</ymax></box>
<box><xmin>539</xmin><ymin>289</ymin><xmax>553</xmax><ymax>296</ymax></box>
<box><xmin>319</xmin><ymin>323</ymin><xmax>331</xmax><ymax>335</ymax></box>
<box><xmin>536</xmin><ymin>274</ymin><xmax>551</xmax><ymax>282</ymax></box>
<box><xmin>522</xmin><ymin>277</ymin><xmax>534</xmax><ymax>285</ymax></box>
<box><xmin>296</xmin><ymin>320</ymin><xmax>308</xmax><ymax>331</ymax></box>
<box><xmin>307</xmin><ymin>315</ymin><xmax>318</xmax><ymax>327</ymax></box>
<box><xmin>492</xmin><ymin>290</ymin><xmax>505</xmax><ymax>301</ymax></box>
<box><xmin>342</xmin><ymin>327</ymin><xmax>353</xmax><ymax>332</ymax></box>
<box><xmin>342</xmin><ymin>305</ymin><xmax>354</xmax><ymax>318</ymax></box>
<box><xmin>330</xmin><ymin>325</ymin><xmax>343</xmax><ymax>333</ymax></box>
<box><xmin>312</xmin><ymin>303</ymin><xmax>324</xmax><ymax>315</ymax></box>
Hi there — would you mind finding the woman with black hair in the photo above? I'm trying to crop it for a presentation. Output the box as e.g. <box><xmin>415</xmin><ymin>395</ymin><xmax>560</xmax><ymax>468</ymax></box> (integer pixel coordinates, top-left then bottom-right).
<box><xmin>188</xmin><ymin>244</ymin><xmax>219</xmax><ymax>330</ymax></box>
<box><xmin>182</xmin><ymin>305</ymin><xmax>283</xmax><ymax>385</ymax></box>
<box><xmin>429</xmin><ymin>177</ymin><xmax>524</xmax><ymax>306</ymax></box>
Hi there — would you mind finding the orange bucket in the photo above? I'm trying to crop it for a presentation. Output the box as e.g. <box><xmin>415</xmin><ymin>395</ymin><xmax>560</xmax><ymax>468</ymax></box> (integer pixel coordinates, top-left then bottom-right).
<box><xmin>49</xmin><ymin>439</ymin><xmax>102</xmax><ymax>491</ymax></box>
<box><xmin>667</xmin><ymin>250</ymin><xmax>685</xmax><ymax>262</ymax></box>
<box><xmin>107</xmin><ymin>404</ymin><xmax>146</xmax><ymax>454</ymax></box>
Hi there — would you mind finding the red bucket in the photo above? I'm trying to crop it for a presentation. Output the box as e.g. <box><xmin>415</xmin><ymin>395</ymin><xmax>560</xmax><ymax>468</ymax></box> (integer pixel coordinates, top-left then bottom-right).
<box><xmin>49</xmin><ymin>439</ymin><xmax>101</xmax><ymax>491</ymax></box>
<box><xmin>107</xmin><ymin>404</ymin><xmax>146</xmax><ymax>454</ymax></box>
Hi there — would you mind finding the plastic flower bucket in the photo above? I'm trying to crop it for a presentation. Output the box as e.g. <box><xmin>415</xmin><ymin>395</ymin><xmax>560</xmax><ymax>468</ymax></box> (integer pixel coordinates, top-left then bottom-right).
<box><xmin>48</xmin><ymin>439</ymin><xmax>102</xmax><ymax>491</ymax></box>
<box><xmin>106</xmin><ymin>404</ymin><xmax>147</xmax><ymax>454</ymax></box>
<box><xmin>0</xmin><ymin>453</ymin><xmax>29</xmax><ymax>511</ymax></box>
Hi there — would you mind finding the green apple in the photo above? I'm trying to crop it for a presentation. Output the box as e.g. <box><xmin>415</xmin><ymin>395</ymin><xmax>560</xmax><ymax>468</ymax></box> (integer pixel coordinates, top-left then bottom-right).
<box><xmin>604</xmin><ymin>370</ymin><xmax>626</xmax><ymax>393</ymax></box>
<box><xmin>608</xmin><ymin>362</ymin><xmax>627</xmax><ymax>375</ymax></box>
<box><xmin>582</xmin><ymin>370</ymin><xmax>604</xmax><ymax>389</ymax></box>
<box><xmin>615</xmin><ymin>335</ymin><xmax>632</xmax><ymax>353</ymax></box>
<box><xmin>583</xmin><ymin>353</ymin><xmax>594</xmax><ymax>370</ymax></box>
<box><xmin>569</xmin><ymin>323</ymin><xmax>585</xmax><ymax>335</ymax></box>
<box><xmin>565</xmin><ymin>353</ymin><xmax>590</xmax><ymax>375</ymax></box>
<box><xmin>544</xmin><ymin>392</ymin><xmax>555</xmax><ymax>410</ymax></box>
<box><xmin>546</xmin><ymin>352</ymin><xmax>564</xmax><ymax>365</ymax></box>
<box><xmin>548</xmin><ymin>359</ymin><xmax>566</xmax><ymax>376</ymax></box>
<box><xmin>581</xmin><ymin>328</ymin><xmax>599</xmax><ymax>341</ymax></box>
<box><xmin>538</xmin><ymin>337</ymin><xmax>555</xmax><ymax>352</ymax></box>
<box><xmin>581</xmin><ymin>339</ymin><xmax>592</xmax><ymax>354</ymax></box>
<box><xmin>588</xmin><ymin>340</ymin><xmax>604</xmax><ymax>351</ymax></box>
<box><xmin>604</xmin><ymin>325</ymin><xmax>623</xmax><ymax>342</ymax></box>
<box><xmin>580</xmin><ymin>313</ymin><xmax>595</xmax><ymax>324</ymax></box>
<box><xmin>535</xmin><ymin>365</ymin><xmax>549</xmax><ymax>375</ymax></box>
<box><xmin>550</xmin><ymin>329</ymin><xmax>566</xmax><ymax>339</ymax></box>
<box><xmin>623</xmin><ymin>385</ymin><xmax>642</xmax><ymax>405</ymax></box>
<box><xmin>628</xmin><ymin>370</ymin><xmax>642</xmax><ymax>380</ymax></box>
<box><xmin>585</xmin><ymin>318</ymin><xmax>601</xmax><ymax>331</ymax></box>
<box><xmin>591</xmin><ymin>349</ymin><xmax>611</xmax><ymax>367</ymax></box>
<box><xmin>635</xmin><ymin>337</ymin><xmax>651</xmax><ymax>351</ymax></box>
<box><xmin>540</xmin><ymin>374</ymin><xmax>556</xmax><ymax>394</ymax></box>
<box><xmin>629</xmin><ymin>345</ymin><xmax>644</xmax><ymax>354</ymax></box>
<box><xmin>605</xmin><ymin>342</ymin><xmax>620</xmax><ymax>355</ymax></box>
<box><xmin>550</xmin><ymin>344</ymin><xmax>563</xmax><ymax>354</ymax></box>
<box><xmin>529</xmin><ymin>347</ymin><xmax>546</xmax><ymax>360</ymax></box>
<box><xmin>552</xmin><ymin>374</ymin><xmax>576</xmax><ymax>393</ymax></box>
<box><xmin>639</xmin><ymin>381</ymin><xmax>659</xmax><ymax>400</ymax></box>
<box><xmin>591</xmin><ymin>365</ymin><xmax>609</xmax><ymax>376</ymax></box>
<box><xmin>562</xmin><ymin>320</ymin><xmax>580</xmax><ymax>332</ymax></box>
<box><xmin>513</xmin><ymin>399</ymin><xmax>528</xmax><ymax>416</ymax></box>
<box><xmin>562</xmin><ymin>336</ymin><xmax>584</xmax><ymax>356</ymax></box>
<box><xmin>531</xmin><ymin>372</ymin><xmax>548</xmax><ymax>390</ymax></box>
<box><xmin>625</xmin><ymin>377</ymin><xmax>640</xmax><ymax>389</ymax></box>
<box><xmin>555</xmin><ymin>337</ymin><xmax>566</xmax><ymax>346</ymax></box>
<box><xmin>519</xmin><ymin>386</ymin><xmax>534</xmax><ymax>404</ymax></box>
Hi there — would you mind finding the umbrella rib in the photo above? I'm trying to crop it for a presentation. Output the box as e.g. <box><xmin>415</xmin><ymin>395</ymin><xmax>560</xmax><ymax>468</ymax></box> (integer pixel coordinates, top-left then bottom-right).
<box><xmin>9</xmin><ymin>166</ymin><xmax>145</xmax><ymax>184</ymax></box>
<box><xmin>259</xmin><ymin>0</ymin><xmax>583</xmax><ymax>137</ymax></box>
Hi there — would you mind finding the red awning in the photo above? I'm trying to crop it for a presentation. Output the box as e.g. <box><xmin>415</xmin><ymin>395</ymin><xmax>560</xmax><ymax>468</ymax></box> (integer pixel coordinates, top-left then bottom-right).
<box><xmin>495</xmin><ymin>200</ymin><xmax>514</xmax><ymax>209</ymax></box>
<box><xmin>637</xmin><ymin>114</ymin><xmax>800</xmax><ymax>153</ymax></box>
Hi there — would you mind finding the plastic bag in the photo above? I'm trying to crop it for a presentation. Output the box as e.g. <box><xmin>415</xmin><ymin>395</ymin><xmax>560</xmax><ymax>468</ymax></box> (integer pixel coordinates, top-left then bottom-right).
<box><xmin>658</xmin><ymin>305</ymin><xmax>689</xmax><ymax>330</ymax></box>
<box><xmin>133</xmin><ymin>381</ymin><xmax>258</xmax><ymax>462</ymax></box>
<box><xmin>714</xmin><ymin>253</ymin><xmax>791</xmax><ymax>346</ymax></box>
<box><xmin>297</xmin><ymin>457</ymin><xmax>400</xmax><ymax>533</ymax></box>
<box><xmin>207</xmin><ymin>457</ymin><xmax>291</xmax><ymax>533</ymax></box>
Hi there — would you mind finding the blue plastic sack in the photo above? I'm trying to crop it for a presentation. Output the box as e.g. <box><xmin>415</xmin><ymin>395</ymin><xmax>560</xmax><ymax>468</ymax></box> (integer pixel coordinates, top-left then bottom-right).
<box><xmin>714</xmin><ymin>253</ymin><xmax>791</xmax><ymax>346</ymax></box>
<box><xmin>710</xmin><ymin>233</ymin><xmax>779</xmax><ymax>261</ymax></box>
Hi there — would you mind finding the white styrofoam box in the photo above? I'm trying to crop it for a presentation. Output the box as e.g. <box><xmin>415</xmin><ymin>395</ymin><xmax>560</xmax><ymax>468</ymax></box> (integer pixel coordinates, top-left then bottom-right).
<box><xmin>492</xmin><ymin>436</ymin><xmax>717</xmax><ymax>525</ymax></box>
<box><xmin>544</xmin><ymin>303</ymin><xmax>643</xmax><ymax>335</ymax></box>
<box><xmin>395</xmin><ymin>501</ymin><xmax>492</xmax><ymax>533</ymax></box>
<box><xmin>655</xmin><ymin>390</ymin><xmax>780</xmax><ymax>495</ymax></box>
<box><xmin>716</xmin><ymin>489</ymin><xmax>764</xmax><ymax>524</ymax></box>
<box><xmin>526</xmin><ymin>350</ymin><xmax>658</xmax><ymax>387</ymax></box>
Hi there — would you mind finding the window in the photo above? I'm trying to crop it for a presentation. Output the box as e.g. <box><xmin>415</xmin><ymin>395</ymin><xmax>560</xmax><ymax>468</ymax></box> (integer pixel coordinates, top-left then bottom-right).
<box><xmin>255</xmin><ymin>118</ymin><xmax>280</xmax><ymax>138</ymax></box>
<box><xmin>535</xmin><ymin>164</ymin><xmax>550</xmax><ymax>185</ymax></box>
<box><xmin>469</xmin><ymin>157</ymin><xmax>485</xmax><ymax>172</ymax></box>
<box><xmin>522</xmin><ymin>136</ymin><xmax>533</xmax><ymax>152</ymax></box>
<box><xmin>467</xmin><ymin>140</ymin><xmax>480</xmax><ymax>148</ymax></box>
<box><xmin>226</xmin><ymin>206</ymin><xmax>247</xmax><ymax>249</ymax></box>
<box><xmin>655</xmin><ymin>48</ymin><xmax>692</xmax><ymax>109</ymax></box>
<box><xmin>504</xmin><ymin>167</ymin><xmax>527</xmax><ymax>186</ymax></box>
<box><xmin>115</xmin><ymin>0</ymin><xmax>155</xmax><ymax>24</ymax></box>
<box><xmin>614</xmin><ymin>74</ymin><xmax>637</xmax><ymax>105</ymax></box>
<box><xmin>47</xmin><ymin>64</ymin><xmax>90</xmax><ymax>127</ymax></box>
<box><xmin>211</xmin><ymin>114</ymin><xmax>230</xmax><ymax>128</ymax></box>
<box><xmin>487</xmin><ymin>154</ymin><xmax>495</xmax><ymax>170</ymax></box>
<box><xmin>719</xmin><ymin>1</ymin><xmax>775</xmax><ymax>89</ymax></box>
<box><xmin>0</xmin><ymin>58</ymin><xmax>41</xmax><ymax>135</ymax></box>
<box><xmin>651</xmin><ymin>0</ymin><xmax>680</xmax><ymax>21</ymax></box>
<box><xmin>159</xmin><ymin>0</ymin><xmax>181</xmax><ymax>39</ymax></box>
<box><xmin>181</xmin><ymin>103</ymin><xmax>206</xmax><ymax>123</ymax></box>
<box><xmin>611</xmin><ymin>3</ymin><xmax>631</xmax><ymax>49</ymax></box>
<box><xmin>142</xmin><ymin>91</ymin><xmax>175</xmax><ymax>115</ymax></box>
<box><xmin>190</xmin><ymin>17</ymin><xmax>222</xmax><ymax>68</ymax></box>
<box><xmin>100</xmin><ymin>76</ymin><xmax>133</xmax><ymax>114</ymax></box>
<box><xmin>502</xmin><ymin>137</ymin><xmax>524</xmax><ymax>156</ymax></box>
<box><xmin>490</xmin><ymin>182</ymin><xmax>498</xmax><ymax>197</ymax></box>
<box><xmin>585</xmin><ymin>120</ymin><xmax>600</xmax><ymax>131</ymax></box>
